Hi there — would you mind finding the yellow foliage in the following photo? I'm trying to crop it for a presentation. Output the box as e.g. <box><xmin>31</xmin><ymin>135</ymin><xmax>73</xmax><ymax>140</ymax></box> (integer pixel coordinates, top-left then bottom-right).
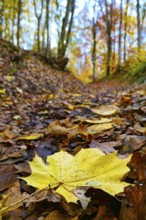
<box><xmin>22</xmin><ymin>148</ymin><xmax>131</xmax><ymax>203</ymax></box>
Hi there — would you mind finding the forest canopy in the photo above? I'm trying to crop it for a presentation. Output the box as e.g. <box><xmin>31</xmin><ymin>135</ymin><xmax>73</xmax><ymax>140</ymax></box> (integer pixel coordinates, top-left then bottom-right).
<box><xmin>0</xmin><ymin>0</ymin><xmax>146</xmax><ymax>82</ymax></box>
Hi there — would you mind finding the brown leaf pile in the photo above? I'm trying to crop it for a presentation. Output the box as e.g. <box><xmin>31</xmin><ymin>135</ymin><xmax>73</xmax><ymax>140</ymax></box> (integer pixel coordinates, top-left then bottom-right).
<box><xmin>0</xmin><ymin>39</ymin><xmax>146</xmax><ymax>220</ymax></box>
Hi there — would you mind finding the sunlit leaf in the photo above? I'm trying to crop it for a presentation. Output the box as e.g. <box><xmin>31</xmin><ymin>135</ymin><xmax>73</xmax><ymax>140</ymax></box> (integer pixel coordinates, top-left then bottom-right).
<box><xmin>18</xmin><ymin>133</ymin><xmax>44</xmax><ymax>140</ymax></box>
<box><xmin>13</xmin><ymin>115</ymin><xmax>21</xmax><ymax>120</ymax></box>
<box><xmin>83</xmin><ymin>118</ymin><xmax>112</xmax><ymax>124</ymax></box>
<box><xmin>87</xmin><ymin>123</ymin><xmax>113</xmax><ymax>134</ymax></box>
<box><xmin>0</xmin><ymin>89</ymin><xmax>6</xmax><ymax>94</ymax></box>
<box><xmin>22</xmin><ymin>148</ymin><xmax>131</xmax><ymax>203</ymax></box>
<box><xmin>92</xmin><ymin>105</ymin><xmax>119</xmax><ymax>116</ymax></box>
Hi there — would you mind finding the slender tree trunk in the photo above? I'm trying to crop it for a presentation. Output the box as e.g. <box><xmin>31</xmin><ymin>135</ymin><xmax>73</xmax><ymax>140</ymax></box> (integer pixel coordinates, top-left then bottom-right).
<box><xmin>123</xmin><ymin>0</ymin><xmax>129</xmax><ymax>61</ymax></box>
<box><xmin>92</xmin><ymin>2</ymin><xmax>98</xmax><ymax>82</ymax></box>
<box><xmin>137</xmin><ymin>0</ymin><xmax>141</xmax><ymax>53</ymax></box>
<box><xmin>33</xmin><ymin>0</ymin><xmax>43</xmax><ymax>52</ymax></box>
<box><xmin>117</xmin><ymin>0</ymin><xmax>123</xmax><ymax>72</ymax></box>
<box><xmin>17</xmin><ymin>0</ymin><xmax>22</xmax><ymax>48</ymax></box>
<box><xmin>57</xmin><ymin>0</ymin><xmax>75</xmax><ymax>59</ymax></box>
<box><xmin>43</xmin><ymin>0</ymin><xmax>51</xmax><ymax>54</ymax></box>
<box><xmin>38</xmin><ymin>17</ymin><xmax>41</xmax><ymax>52</ymax></box>
<box><xmin>46</xmin><ymin>0</ymin><xmax>51</xmax><ymax>51</ymax></box>
<box><xmin>112</xmin><ymin>0</ymin><xmax>116</xmax><ymax>65</ymax></box>
<box><xmin>104</xmin><ymin>0</ymin><xmax>113</xmax><ymax>76</ymax></box>
<box><xmin>12</xmin><ymin>0</ymin><xmax>16</xmax><ymax>43</ymax></box>
<box><xmin>141</xmin><ymin>5</ymin><xmax>146</xmax><ymax>30</ymax></box>
<box><xmin>92</xmin><ymin>23</ymin><xmax>97</xmax><ymax>82</ymax></box>
<box><xmin>0</xmin><ymin>0</ymin><xmax>5</xmax><ymax>38</ymax></box>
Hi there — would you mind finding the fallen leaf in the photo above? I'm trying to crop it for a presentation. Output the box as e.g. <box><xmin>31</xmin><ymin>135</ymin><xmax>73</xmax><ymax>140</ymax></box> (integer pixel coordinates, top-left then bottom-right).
<box><xmin>67</xmin><ymin>123</ymin><xmax>88</xmax><ymax>139</ymax></box>
<box><xmin>22</xmin><ymin>148</ymin><xmax>131</xmax><ymax>203</ymax></box>
<box><xmin>89</xmin><ymin>140</ymin><xmax>121</xmax><ymax>154</ymax></box>
<box><xmin>0</xmin><ymin>89</ymin><xmax>6</xmax><ymax>94</ymax></box>
<box><xmin>45</xmin><ymin>121</ymin><xmax>67</xmax><ymax>136</ymax></box>
<box><xmin>133</xmin><ymin>123</ymin><xmax>146</xmax><ymax>134</ymax></box>
<box><xmin>73</xmin><ymin>187</ymin><xmax>91</xmax><ymax>209</ymax></box>
<box><xmin>0</xmin><ymin>180</ymin><xmax>22</xmax><ymax>215</ymax></box>
<box><xmin>45</xmin><ymin>210</ymin><xmax>78</xmax><ymax>220</ymax></box>
<box><xmin>91</xmin><ymin>105</ymin><xmax>119</xmax><ymax>116</ymax></box>
<box><xmin>18</xmin><ymin>133</ymin><xmax>44</xmax><ymax>140</ymax></box>
<box><xmin>13</xmin><ymin>115</ymin><xmax>21</xmax><ymax>120</ymax></box>
<box><xmin>0</xmin><ymin>165</ymin><xmax>17</xmax><ymax>191</ymax></box>
<box><xmin>87</xmin><ymin>123</ymin><xmax>113</xmax><ymax>134</ymax></box>
<box><xmin>73</xmin><ymin>118</ymin><xmax>112</xmax><ymax>124</ymax></box>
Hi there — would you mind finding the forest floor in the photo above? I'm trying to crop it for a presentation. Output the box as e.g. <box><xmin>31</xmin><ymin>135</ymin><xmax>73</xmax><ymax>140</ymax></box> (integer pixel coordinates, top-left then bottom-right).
<box><xmin>0</xmin><ymin>39</ymin><xmax>146</xmax><ymax>220</ymax></box>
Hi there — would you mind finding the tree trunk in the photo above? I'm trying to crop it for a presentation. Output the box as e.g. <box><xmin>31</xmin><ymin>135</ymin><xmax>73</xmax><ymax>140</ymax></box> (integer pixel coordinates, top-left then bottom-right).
<box><xmin>117</xmin><ymin>0</ymin><xmax>123</xmax><ymax>72</ymax></box>
<box><xmin>141</xmin><ymin>5</ymin><xmax>146</xmax><ymax>30</ymax></box>
<box><xmin>57</xmin><ymin>0</ymin><xmax>75</xmax><ymax>59</ymax></box>
<box><xmin>92</xmin><ymin>2</ymin><xmax>98</xmax><ymax>82</ymax></box>
<box><xmin>12</xmin><ymin>0</ymin><xmax>16</xmax><ymax>43</ymax></box>
<box><xmin>38</xmin><ymin>17</ymin><xmax>41</xmax><ymax>52</ymax></box>
<box><xmin>104</xmin><ymin>0</ymin><xmax>113</xmax><ymax>76</ymax></box>
<box><xmin>137</xmin><ymin>0</ymin><xmax>141</xmax><ymax>53</ymax></box>
<box><xmin>0</xmin><ymin>0</ymin><xmax>4</xmax><ymax>38</ymax></box>
<box><xmin>92</xmin><ymin>23</ymin><xmax>97</xmax><ymax>82</ymax></box>
<box><xmin>123</xmin><ymin>0</ymin><xmax>129</xmax><ymax>61</ymax></box>
<box><xmin>46</xmin><ymin>0</ymin><xmax>51</xmax><ymax>52</ymax></box>
<box><xmin>17</xmin><ymin>0</ymin><xmax>22</xmax><ymax>48</ymax></box>
<box><xmin>33</xmin><ymin>0</ymin><xmax>44</xmax><ymax>52</ymax></box>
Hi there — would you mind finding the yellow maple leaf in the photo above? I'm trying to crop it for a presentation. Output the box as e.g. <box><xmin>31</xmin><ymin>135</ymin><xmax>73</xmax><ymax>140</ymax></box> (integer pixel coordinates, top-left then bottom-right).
<box><xmin>22</xmin><ymin>149</ymin><xmax>131</xmax><ymax>203</ymax></box>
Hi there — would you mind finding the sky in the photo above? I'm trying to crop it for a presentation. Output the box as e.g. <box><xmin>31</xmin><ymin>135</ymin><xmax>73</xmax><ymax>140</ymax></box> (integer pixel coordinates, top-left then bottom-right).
<box><xmin>20</xmin><ymin>0</ymin><xmax>146</xmax><ymax>49</ymax></box>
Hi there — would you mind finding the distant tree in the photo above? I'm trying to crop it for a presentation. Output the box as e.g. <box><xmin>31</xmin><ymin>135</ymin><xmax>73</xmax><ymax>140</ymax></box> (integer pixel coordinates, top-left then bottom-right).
<box><xmin>57</xmin><ymin>0</ymin><xmax>76</xmax><ymax>59</ymax></box>
<box><xmin>123</xmin><ymin>0</ymin><xmax>129</xmax><ymax>61</ymax></box>
<box><xmin>117</xmin><ymin>0</ymin><xmax>123</xmax><ymax>72</ymax></box>
<box><xmin>33</xmin><ymin>0</ymin><xmax>44</xmax><ymax>52</ymax></box>
<box><xmin>92</xmin><ymin>2</ymin><xmax>98</xmax><ymax>82</ymax></box>
<box><xmin>12</xmin><ymin>0</ymin><xmax>17</xmax><ymax>43</ymax></box>
<box><xmin>141</xmin><ymin>2</ymin><xmax>146</xmax><ymax>30</ymax></box>
<box><xmin>103</xmin><ymin>0</ymin><xmax>114</xmax><ymax>76</ymax></box>
<box><xmin>0</xmin><ymin>0</ymin><xmax>5</xmax><ymax>38</ymax></box>
<box><xmin>17</xmin><ymin>0</ymin><xmax>22</xmax><ymax>48</ymax></box>
<box><xmin>46</xmin><ymin>0</ymin><xmax>51</xmax><ymax>53</ymax></box>
<box><xmin>136</xmin><ymin>0</ymin><xmax>141</xmax><ymax>53</ymax></box>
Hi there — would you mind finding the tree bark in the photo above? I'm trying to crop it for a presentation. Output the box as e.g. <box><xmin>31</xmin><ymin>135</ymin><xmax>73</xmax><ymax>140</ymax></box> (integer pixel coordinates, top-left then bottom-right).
<box><xmin>33</xmin><ymin>0</ymin><xmax>44</xmax><ymax>52</ymax></box>
<box><xmin>0</xmin><ymin>0</ymin><xmax>4</xmax><ymax>38</ymax></box>
<box><xmin>17</xmin><ymin>0</ymin><xmax>22</xmax><ymax>48</ymax></box>
<box><xmin>57</xmin><ymin>0</ymin><xmax>75</xmax><ymax>59</ymax></box>
<box><xmin>117</xmin><ymin>0</ymin><xmax>123</xmax><ymax>72</ymax></box>
<box><xmin>12</xmin><ymin>0</ymin><xmax>16</xmax><ymax>43</ymax></box>
<box><xmin>104</xmin><ymin>0</ymin><xmax>113</xmax><ymax>76</ymax></box>
<box><xmin>92</xmin><ymin>2</ymin><xmax>98</xmax><ymax>82</ymax></box>
<box><xmin>123</xmin><ymin>0</ymin><xmax>129</xmax><ymax>61</ymax></box>
<box><xmin>46</xmin><ymin>0</ymin><xmax>51</xmax><ymax>51</ymax></box>
<box><xmin>137</xmin><ymin>0</ymin><xmax>141</xmax><ymax>53</ymax></box>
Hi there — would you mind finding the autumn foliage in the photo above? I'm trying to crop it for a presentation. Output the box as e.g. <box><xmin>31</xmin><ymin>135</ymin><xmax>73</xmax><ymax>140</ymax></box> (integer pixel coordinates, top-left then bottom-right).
<box><xmin>0</xmin><ymin>39</ymin><xmax>146</xmax><ymax>219</ymax></box>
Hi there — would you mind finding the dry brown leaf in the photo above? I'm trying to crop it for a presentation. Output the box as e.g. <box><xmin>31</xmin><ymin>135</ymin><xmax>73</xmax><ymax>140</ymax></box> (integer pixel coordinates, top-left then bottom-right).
<box><xmin>45</xmin><ymin>210</ymin><xmax>78</xmax><ymax>220</ymax></box>
<box><xmin>45</xmin><ymin>121</ymin><xmax>67</xmax><ymax>136</ymax></box>
<box><xmin>67</xmin><ymin>123</ymin><xmax>88</xmax><ymax>139</ymax></box>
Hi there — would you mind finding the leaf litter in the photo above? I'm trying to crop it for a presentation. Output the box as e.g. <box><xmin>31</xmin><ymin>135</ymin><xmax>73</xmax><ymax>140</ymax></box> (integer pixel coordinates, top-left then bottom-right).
<box><xmin>0</xmin><ymin>39</ymin><xmax>146</xmax><ymax>219</ymax></box>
